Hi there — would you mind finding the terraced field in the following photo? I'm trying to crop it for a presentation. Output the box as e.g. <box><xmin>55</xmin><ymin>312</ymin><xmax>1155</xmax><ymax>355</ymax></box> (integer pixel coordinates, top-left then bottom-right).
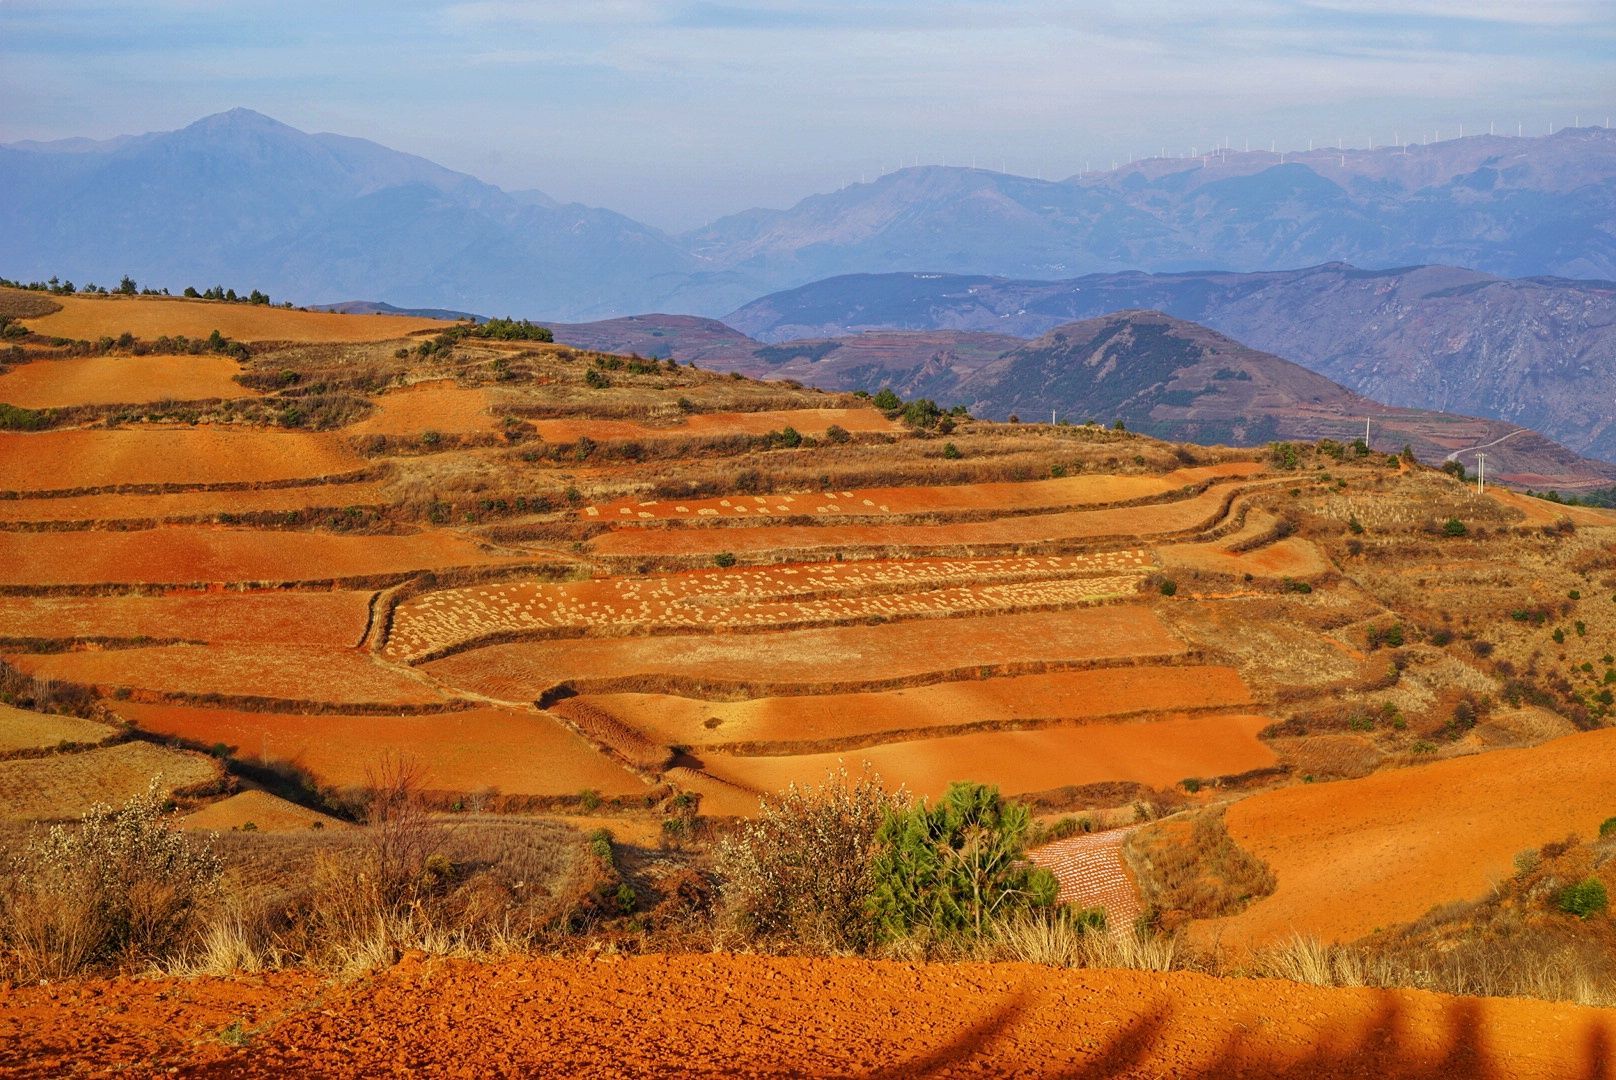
<box><xmin>6</xmin><ymin>288</ymin><xmax>1611</xmax><ymax>962</ymax></box>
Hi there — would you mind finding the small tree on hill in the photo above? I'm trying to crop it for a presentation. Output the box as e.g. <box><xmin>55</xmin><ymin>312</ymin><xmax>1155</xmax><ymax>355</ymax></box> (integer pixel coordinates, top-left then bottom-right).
<box><xmin>872</xmin><ymin>387</ymin><xmax>902</xmax><ymax>413</ymax></box>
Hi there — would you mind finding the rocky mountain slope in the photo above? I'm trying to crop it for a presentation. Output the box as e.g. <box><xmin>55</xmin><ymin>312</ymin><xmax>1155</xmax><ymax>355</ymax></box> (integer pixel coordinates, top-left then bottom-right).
<box><xmin>725</xmin><ymin>264</ymin><xmax>1616</xmax><ymax>462</ymax></box>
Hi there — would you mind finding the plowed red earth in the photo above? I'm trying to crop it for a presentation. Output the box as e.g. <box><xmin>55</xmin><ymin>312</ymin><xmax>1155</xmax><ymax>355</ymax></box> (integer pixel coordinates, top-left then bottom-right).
<box><xmin>351</xmin><ymin>380</ymin><xmax>499</xmax><ymax>436</ymax></box>
<box><xmin>0</xmin><ymin>428</ymin><xmax>360</xmax><ymax>493</ymax></box>
<box><xmin>0</xmin><ymin>528</ymin><xmax>529</xmax><ymax>586</ymax></box>
<box><xmin>0</xmin><ymin>590</ymin><xmax>371</xmax><ymax>646</ymax></box>
<box><xmin>113</xmin><ymin>702</ymin><xmax>648</xmax><ymax>795</ymax></box>
<box><xmin>0</xmin><ymin>481</ymin><xmax>391</xmax><ymax>523</ymax></box>
<box><xmin>1</xmin><ymin>955</ymin><xmax>1609</xmax><ymax>1078</ymax></box>
<box><xmin>20</xmin><ymin>293</ymin><xmax>447</xmax><ymax>342</ymax></box>
<box><xmin>1201</xmin><ymin>727</ymin><xmax>1616</xmax><ymax>947</ymax></box>
<box><xmin>0</xmin><ymin>353</ymin><xmax>257</xmax><ymax>407</ymax></box>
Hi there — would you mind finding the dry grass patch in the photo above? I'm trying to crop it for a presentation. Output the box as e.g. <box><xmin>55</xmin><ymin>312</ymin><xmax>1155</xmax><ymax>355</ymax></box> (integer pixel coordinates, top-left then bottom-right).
<box><xmin>0</xmin><ymin>703</ymin><xmax>118</xmax><ymax>754</ymax></box>
<box><xmin>0</xmin><ymin>741</ymin><xmax>220</xmax><ymax>821</ymax></box>
<box><xmin>1127</xmin><ymin>810</ymin><xmax>1277</xmax><ymax>930</ymax></box>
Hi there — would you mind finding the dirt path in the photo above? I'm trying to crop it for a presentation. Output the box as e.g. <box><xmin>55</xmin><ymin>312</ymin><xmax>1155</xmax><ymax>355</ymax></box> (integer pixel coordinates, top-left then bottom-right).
<box><xmin>1</xmin><ymin>954</ymin><xmax>1610</xmax><ymax>1078</ymax></box>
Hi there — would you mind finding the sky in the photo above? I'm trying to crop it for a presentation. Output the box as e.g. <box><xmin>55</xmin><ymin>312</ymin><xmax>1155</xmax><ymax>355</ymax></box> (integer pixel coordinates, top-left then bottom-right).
<box><xmin>2</xmin><ymin>1</ymin><xmax>1613</xmax><ymax>231</ymax></box>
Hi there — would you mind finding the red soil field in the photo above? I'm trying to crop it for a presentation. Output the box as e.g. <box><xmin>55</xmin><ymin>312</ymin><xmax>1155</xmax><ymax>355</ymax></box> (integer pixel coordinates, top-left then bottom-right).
<box><xmin>1487</xmin><ymin>488</ymin><xmax>1616</xmax><ymax>528</ymax></box>
<box><xmin>0</xmin><ymin>353</ymin><xmax>258</xmax><ymax>408</ymax></box>
<box><xmin>1202</xmin><ymin>727</ymin><xmax>1616</xmax><ymax>947</ymax></box>
<box><xmin>696</xmin><ymin>713</ymin><xmax>1279</xmax><ymax>816</ymax></box>
<box><xmin>584</xmin><ymin>461</ymin><xmax>1265</xmax><ymax>522</ymax></box>
<box><xmin>0</xmin><ymin>527</ymin><xmax>529</xmax><ymax>586</ymax></box>
<box><xmin>0</xmin><ymin>428</ymin><xmax>360</xmax><ymax>493</ymax></box>
<box><xmin>531</xmin><ymin>407</ymin><xmax>902</xmax><ymax>443</ymax></box>
<box><xmin>114</xmin><ymin>701</ymin><xmax>648</xmax><ymax>797</ymax></box>
<box><xmin>385</xmin><ymin>551</ymin><xmax>1153</xmax><ymax>660</ymax></box>
<box><xmin>559</xmin><ymin>665</ymin><xmax>1252</xmax><ymax>749</ymax></box>
<box><xmin>589</xmin><ymin>484</ymin><xmax>1243</xmax><ymax>556</ymax></box>
<box><xmin>0</xmin><ymin>480</ymin><xmax>392</xmax><ymax>523</ymax></box>
<box><xmin>1159</xmin><ymin>536</ymin><xmax>1329</xmax><ymax>578</ymax></box>
<box><xmin>20</xmin><ymin>293</ymin><xmax>447</xmax><ymax>343</ymax></box>
<box><xmin>422</xmin><ymin>606</ymin><xmax>1188</xmax><ymax>700</ymax></box>
<box><xmin>350</xmin><ymin>380</ymin><xmax>500</xmax><ymax>436</ymax></box>
<box><xmin>9</xmin><ymin>645</ymin><xmax>446</xmax><ymax>707</ymax></box>
<box><xmin>2</xmin><ymin>954</ymin><xmax>1610</xmax><ymax>1079</ymax></box>
<box><xmin>0</xmin><ymin>590</ymin><xmax>372</xmax><ymax>647</ymax></box>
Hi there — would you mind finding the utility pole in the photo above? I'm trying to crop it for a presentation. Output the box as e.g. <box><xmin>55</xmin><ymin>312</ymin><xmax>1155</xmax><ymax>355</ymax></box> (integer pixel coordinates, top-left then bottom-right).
<box><xmin>1476</xmin><ymin>452</ymin><xmax>1487</xmax><ymax>494</ymax></box>
<box><xmin>1364</xmin><ymin>417</ymin><xmax>1371</xmax><ymax>447</ymax></box>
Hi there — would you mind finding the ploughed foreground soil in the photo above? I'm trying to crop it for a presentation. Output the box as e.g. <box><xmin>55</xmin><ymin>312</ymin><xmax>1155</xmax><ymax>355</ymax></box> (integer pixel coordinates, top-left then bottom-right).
<box><xmin>2</xmin><ymin>955</ymin><xmax>1612</xmax><ymax>1078</ymax></box>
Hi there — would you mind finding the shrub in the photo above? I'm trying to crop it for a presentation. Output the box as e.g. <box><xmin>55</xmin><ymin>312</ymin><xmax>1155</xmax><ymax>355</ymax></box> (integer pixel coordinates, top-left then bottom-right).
<box><xmin>584</xmin><ymin>368</ymin><xmax>610</xmax><ymax>389</ymax></box>
<box><xmin>1</xmin><ymin>783</ymin><xmax>221</xmax><ymax>978</ymax></box>
<box><xmin>824</xmin><ymin>424</ymin><xmax>850</xmax><ymax>444</ymax></box>
<box><xmin>1598</xmin><ymin>817</ymin><xmax>1616</xmax><ymax>839</ymax></box>
<box><xmin>942</xmin><ymin>442</ymin><xmax>962</xmax><ymax>460</ymax></box>
<box><xmin>714</xmin><ymin>766</ymin><xmax>903</xmax><ymax>952</ymax></box>
<box><xmin>867</xmin><ymin>782</ymin><xmax>1057</xmax><ymax>943</ymax></box>
<box><xmin>0</xmin><ymin>403</ymin><xmax>49</xmax><ymax>431</ymax></box>
<box><xmin>1158</xmin><ymin>579</ymin><xmax>1178</xmax><ymax>597</ymax></box>
<box><xmin>1556</xmin><ymin>878</ymin><xmax>1608</xmax><ymax>919</ymax></box>
<box><xmin>1442</xmin><ymin>517</ymin><xmax>1467</xmax><ymax>537</ymax></box>
<box><xmin>871</xmin><ymin>388</ymin><xmax>902</xmax><ymax>412</ymax></box>
<box><xmin>713</xmin><ymin>552</ymin><xmax>737</xmax><ymax>568</ymax></box>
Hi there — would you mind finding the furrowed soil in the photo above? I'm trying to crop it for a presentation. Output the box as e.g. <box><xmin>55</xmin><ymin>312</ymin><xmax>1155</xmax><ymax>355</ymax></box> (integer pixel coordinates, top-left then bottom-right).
<box><xmin>3</xmin><ymin>954</ymin><xmax>1610</xmax><ymax>1079</ymax></box>
<box><xmin>8</xmin><ymin>645</ymin><xmax>446</xmax><ymax>707</ymax></box>
<box><xmin>696</xmin><ymin>713</ymin><xmax>1279</xmax><ymax>816</ymax></box>
<box><xmin>0</xmin><ymin>528</ymin><xmax>529</xmax><ymax>586</ymax></box>
<box><xmin>351</xmin><ymin>380</ymin><xmax>499</xmax><ymax>436</ymax></box>
<box><xmin>19</xmin><ymin>294</ymin><xmax>448</xmax><ymax>342</ymax></box>
<box><xmin>422</xmin><ymin>606</ymin><xmax>1187</xmax><ymax>699</ymax></box>
<box><xmin>0</xmin><ymin>429</ymin><xmax>359</xmax><ymax>492</ymax></box>
<box><xmin>0</xmin><ymin>353</ymin><xmax>258</xmax><ymax>407</ymax></box>
<box><xmin>0</xmin><ymin>481</ymin><xmax>392</xmax><ymax>523</ymax></box>
<box><xmin>0</xmin><ymin>591</ymin><xmax>372</xmax><ymax>647</ymax></box>
<box><xmin>557</xmin><ymin>665</ymin><xmax>1252</xmax><ymax>749</ymax></box>
<box><xmin>1200</xmin><ymin>727</ymin><xmax>1616</xmax><ymax>947</ymax></box>
<box><xmin>114</xmin><ymin>701</ymin><xmax>650</xmax><ymax>796</ymax></box>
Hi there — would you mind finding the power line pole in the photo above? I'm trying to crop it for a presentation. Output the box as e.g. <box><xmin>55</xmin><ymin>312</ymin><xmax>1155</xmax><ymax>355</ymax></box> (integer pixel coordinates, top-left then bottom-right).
<box><xmin>1476</xmin><ymin>452</ymin><xmax>1487</xmax><ymax>494</ymax></box>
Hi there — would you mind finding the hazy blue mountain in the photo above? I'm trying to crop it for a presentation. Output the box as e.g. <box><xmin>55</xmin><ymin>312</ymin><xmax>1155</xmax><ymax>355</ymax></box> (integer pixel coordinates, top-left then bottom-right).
<box><xmin>724</xmin><ymin>264</ymin><xmax>1616</xmax><ymax>462</ymax></box>
<box><xmin>0</xmin><ymin>108</ymin><xmax>700</xmax><ymax>319</ymax></box>
<box><xmin>4</xmin><ymin>110</ymin><xmax>1615</xmax><ymax>320</ymax></box>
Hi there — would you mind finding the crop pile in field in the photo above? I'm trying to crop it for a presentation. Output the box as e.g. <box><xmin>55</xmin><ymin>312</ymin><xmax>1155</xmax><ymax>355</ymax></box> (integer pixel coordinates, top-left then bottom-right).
<box><xmin>114</xmin><ymin>701</ymin><xmax>648</xmax><ymax>796</ymax></box>
<box><xmin>0</xmin><ymin>703</ymin><xmax>118</xmax><ymax>754</ymax></box>
<box><xmin>588</xmin><ymin>483</ymin><xmax>1248</xmax><ymax>557</ymax></box>
<box><xmin>0</xmin><ymin>740</ymin><xmax>219</xmax><ymax>821</ymax></box>
<box><xmin>20</xmin><ymin>294</ymin><xmax>447</xmax><ymax>342</ymax></box>
<box><xmin>0</xmin><ymin>353</ymin><xmax>259</xmax><ymax>408</ymax></box>
<box><xmin>384</xmin><ymin>551</ymin><xmax>1155</xmax><ymax>660</ymax></box>
<box><xmin>1029</xmin><ymin>828</ymin><xmax>1143</xmax><ymax>936</ymax></box>
<box><xmin>584</xmin><ymin>461</ymin><xmax>1263</xmax><ymax>522</ymax></box>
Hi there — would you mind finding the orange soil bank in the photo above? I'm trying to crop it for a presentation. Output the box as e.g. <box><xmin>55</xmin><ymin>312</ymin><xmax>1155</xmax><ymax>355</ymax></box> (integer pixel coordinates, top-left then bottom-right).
<box><xmin>560</xmin><ymin>665</ymin><xmax>1252</xmax><ymax>749</ymax></box>
<box><xmin>0</xmin><ymin>353</ymin><xmax>258</xmax><ymax>408</ymax></box>
<box><xmin>0</xmin><ymin>428</ymin><xmax>360</xmax><ymax>492</ymax></box>
<box><xmin>695</xmin><ymin>712</ymin><xmax>1279</xmax><ymax>816</ymax></box>
<box><xmin>1203</xmin><ymin>727</ymin><xmax>1616</xmax><ymax>947</ymax></box>
<box><xmin>114</xmin><ymin>702</ymin><xmax>648</xmax><ymax>796</ymax></box>
<box><xmin>10</xmin><ymin>955</ymin><xmax>1600</xmax><ymax>1078</ymax></box>
<box><xmin>0</xmin><ymin>480</ymin><xmax>392</xmax><ymax>523</ymax></box>
<box><xmin>1487</xmin><ymin>487</ymin><xmax>1616</xmax><ymax>528</ymax></box>
<box><xmin>532</xmin><ymin>407</ymin><xmax>902</xmax><ymax>442</ymax></box>
<box><xmin>350</xmin><ymin>380</ymin><xmax>500</xmax><ymax>436</ymax></box>
<box><xmin>422</xmin><ymin>606</ymin><xmax>1188</xmax><ymax>700</ymax></box>
<box><xmin>20</xmin><ymin>293</ymin><xmax>448</xmax><ymax>343</ymax></box>
<box><xmin>585</xmin><ymin>461</ymin><xmax>1265</xmax><ymax>521</ymax></box>
<box><xmin>0</xmin><ymin>590</ymin><xmax>373</xmax><ymax>647</ymax></box>
<box><xmin>0</xmin><ymin>527</ymin><xmax>530</xmax><ymax>586</ymax></box>
<box><xmin>589</xmin><ymin>484</ymin><xmax>1242</xmax><ymax>556</ymax></box>
<box><xmin>9</xmin><ymin>645</ymin><xmax>446</xmax><ymax>707</ymax></box>
<box><xmin>1159</xmin><ymin>536</ymin><xmax>1329</xmax><ymax>578</ymax></box>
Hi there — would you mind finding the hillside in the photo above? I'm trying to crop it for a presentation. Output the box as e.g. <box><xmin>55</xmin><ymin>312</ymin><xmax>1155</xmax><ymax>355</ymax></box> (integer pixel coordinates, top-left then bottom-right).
<box><xmin>6</xmin><ymin>112</ymin><xmax>1616</xmax><ymax>320</ymax></box>
<box><xmin>548</xmin><ymin>309</ymin><xmax>1616</xmax><ymax>490</ymax></box>
<box><xmin>724</xmin><ymin>264</ymin><xmax>1616</xmax><ymax>462</ymax></box>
